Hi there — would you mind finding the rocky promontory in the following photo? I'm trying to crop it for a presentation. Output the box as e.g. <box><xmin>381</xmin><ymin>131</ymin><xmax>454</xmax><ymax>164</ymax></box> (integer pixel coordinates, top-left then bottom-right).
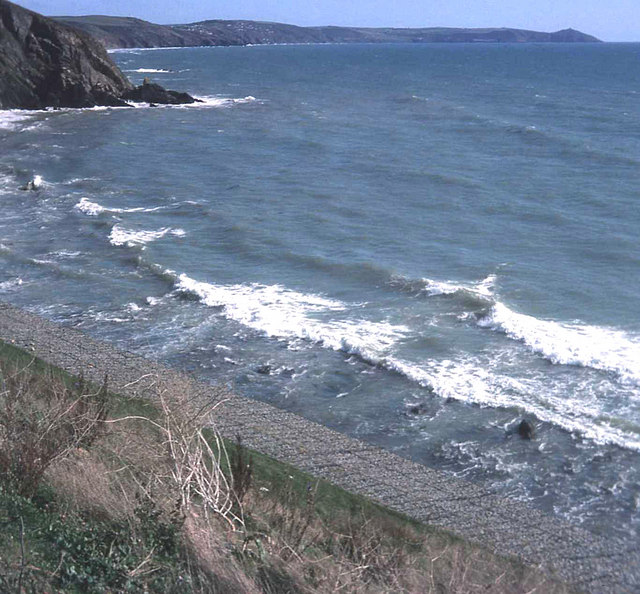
<box><xmin>0</xmin><ymin>0</ymin><xmax>133</xmax><ymax>109</ymax></box>
<box><xmin>0</xmin><ymin>0</ymin><xmax>196</xmax><ymax>110</ymax></box>
<box><xmin>122</xmin><ymin>79</ymin><xmax>200</xmax><ymax>105</ymax></box>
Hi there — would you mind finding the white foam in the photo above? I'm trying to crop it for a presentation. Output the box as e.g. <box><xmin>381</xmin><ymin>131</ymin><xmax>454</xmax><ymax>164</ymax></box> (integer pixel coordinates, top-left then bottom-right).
<box><xmin>109</xmin><ymin>225</ymin><xmax>186</xmax><ymax>247</ymax></box>
<box><xmin>0</xmin><ymin>110</ymin><xmax>36</xmax><ymax>130</ymax></box>
<box><xmin>128</xmin><ymin>68</ymin><xmax>172</xmax><ymax>73</ymax></box>
<box><xmin>75</xmin><ymin>197</ymin><xmax>105</xmax><ymax>215</ymax></box>
<box><xmin>2</xmin><ymin>97</ymin><xmax>257</xmax><ymax>130</ymax></box>
<box><xmin>75</xmin><ymin>197</ymin><xmax>167</xmax><ymax>216</ymax></box>
<box><xmin>21</xmin><ymin>122</ymin><xmax>47</xmax><ymax>132</ymax></box>
<box><xmin>109</xmin><ymin>46</ymin><xmax>196</xmax><ymax>53</ymax></box>
<box><xmin>386</xmin><ymin>355</ymin><xmax>640</xmax><ymax>451</ymax></box>
<box><xmin>480</xmin><ymin>303</ymin><xmax>640</xmax><ymax>385</ymax></box>
<box><xmin>0</xmin><ymin>278</ymin><xmax>23</xmax><ymax>292</ymax></box>
<box><xmin>63</xmin><ymin>177</ymin><xmax>101</xmax><ymax>185</ymax></box>
<box><xmin>422</xmin><ymin>274</ymin><xmax>640</xmax><ymax>383</ymax></box>
<box><xmin>421</xmin><ymin>274</ymin><xmax>495</xmax><ymax>297</ymax></box>
<box><xmin>174</xmin><ymin>273</ymin><xmax>407</xmax><ymax>359</ymax></box>
<box><xmin>121</xmin><ymin>95</ymin><xmax>258</xmax><ymax>110</ymax></box>
<box><xmin>172</xmin><ymin>270</ymin><xmax>640</xmax><ymax>450</ymax></box>
<box><xmin>50</xmin><ymin>250</ymin><xmax>81</xmax><ymax>259</ymax></box>
<box><xmin>183</xmin><ymin>95</ymin><xmax>259</xmax><ymax>109</ymax></box>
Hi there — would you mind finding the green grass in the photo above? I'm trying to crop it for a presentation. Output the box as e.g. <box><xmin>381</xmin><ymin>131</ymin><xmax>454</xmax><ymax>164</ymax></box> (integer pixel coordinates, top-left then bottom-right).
<box><xmin>0</xmin><ymin>339</ymin><xmax>573</xmax><ymax>593</ymax></box>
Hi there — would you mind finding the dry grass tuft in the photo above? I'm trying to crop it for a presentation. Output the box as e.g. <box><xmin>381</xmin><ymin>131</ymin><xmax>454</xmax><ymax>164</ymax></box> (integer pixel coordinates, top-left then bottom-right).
<box><xmin>0</xmin><ymin>360</ymin><xmax>108</xmax><ymax>498</ymax></box>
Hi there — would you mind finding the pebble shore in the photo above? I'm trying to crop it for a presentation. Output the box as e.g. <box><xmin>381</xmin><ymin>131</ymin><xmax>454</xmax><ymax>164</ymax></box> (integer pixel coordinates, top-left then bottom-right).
<box><xmin>0</xmin><ymin>302</ymin><xmax>638</xmax><ymax>593</ymax></box>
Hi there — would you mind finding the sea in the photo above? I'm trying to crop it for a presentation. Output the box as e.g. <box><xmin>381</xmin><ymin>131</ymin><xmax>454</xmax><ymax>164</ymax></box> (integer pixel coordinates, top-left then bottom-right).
<box><xmin>1</xmin><ymin>42</ymin><xmax>639</xmax><ymax>543</ymax></box>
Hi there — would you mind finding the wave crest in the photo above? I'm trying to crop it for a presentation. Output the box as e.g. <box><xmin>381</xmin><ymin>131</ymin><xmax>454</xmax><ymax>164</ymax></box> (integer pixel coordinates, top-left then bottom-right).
<box><xmin>109</xmin><ymin>225</ymin><xmax>185</xmax><ymax>247</ymax></box>
<box><xmin>75</xmin><ymin>197</ymin><xmax>167</xmax><ymax>216</ymax></box>
<box><xmin>481</xmin><ymin>303</ymin><xmax>640</xmax><ymax>385</ymax></box>
<box><xmin>400</xmin><ymin>273</ymin><xmax>640</xmax><ymax>384</ymax></box>
<box><xmin>175</xmin><ymin>273</ymin><xmax>407</xmax><ymax>358</ymax></box>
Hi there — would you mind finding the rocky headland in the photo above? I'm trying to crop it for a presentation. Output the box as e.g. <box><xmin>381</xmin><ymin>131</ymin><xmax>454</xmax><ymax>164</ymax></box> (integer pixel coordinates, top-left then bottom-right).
<box><xmin>55</xmin><ymin>15</ymin><xmax>601</xmax><ymax>50</ymax></box>
<box><xmin>0</xmin><ymin>0</ymin><xmax>196</xmax><ymax>110</ymax></box>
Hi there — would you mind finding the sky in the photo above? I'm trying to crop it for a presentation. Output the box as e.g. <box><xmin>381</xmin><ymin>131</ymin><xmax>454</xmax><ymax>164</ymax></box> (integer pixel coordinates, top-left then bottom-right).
<box><xmin>15</xmin><ymin>0</ymin><xmax>640</xmax><ymax>42</ymax></box>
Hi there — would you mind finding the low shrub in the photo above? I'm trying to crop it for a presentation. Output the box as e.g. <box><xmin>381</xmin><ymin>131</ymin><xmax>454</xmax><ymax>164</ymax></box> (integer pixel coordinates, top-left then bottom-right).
<box><xmin>0</xmin><ymin>360</ymin><xmax>108</xmax><ymax>498</ymax></box>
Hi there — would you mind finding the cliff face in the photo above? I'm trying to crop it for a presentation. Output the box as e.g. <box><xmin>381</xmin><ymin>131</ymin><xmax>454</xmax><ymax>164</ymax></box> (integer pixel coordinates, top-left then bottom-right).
<box><xmin>54</xmin><ymin>16</ymin><xmax>601</xmax><ymax>50</ymax></box>
<box><xmin>0</xmin><ymin>0</ymin><xmax>133</xmax><ymax>109</ymax></box>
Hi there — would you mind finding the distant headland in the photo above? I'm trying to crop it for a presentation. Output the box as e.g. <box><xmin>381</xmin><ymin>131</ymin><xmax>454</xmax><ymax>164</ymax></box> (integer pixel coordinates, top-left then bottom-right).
<box><xmin>54</xmin><ymin>15</ymin><xmax>600</xmax><ymax>50</ymax></box>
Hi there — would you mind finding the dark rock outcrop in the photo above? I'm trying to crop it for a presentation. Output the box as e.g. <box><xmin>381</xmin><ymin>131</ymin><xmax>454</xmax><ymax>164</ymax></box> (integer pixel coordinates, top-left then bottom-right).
<box><xmin>122</xmin><ymin>79</ymin><xmax>199</xmax><ymax>105</ymax></box>
<box><xmin>255</xmin><ymin>364</ymin><xmax>272</xmax><ymax>375</ymax></box>
<box><xmin>0</xmin><ymin>0</ymin><xmax>133</xmax><ymax>109</ymax></box>
<box><xmin>19</xmin><ymin>174</ymin><xmax>42</xmax><ymax>191</ymax></box>
<box><xmin>518</xmin><ymin>419</ymin><xmax>536</xmax><ymax>440</ymax></box>
<box><xmin>55</xmin><ymin>15</ymin><xmax>601</xmax><ymax>50</ymax></box>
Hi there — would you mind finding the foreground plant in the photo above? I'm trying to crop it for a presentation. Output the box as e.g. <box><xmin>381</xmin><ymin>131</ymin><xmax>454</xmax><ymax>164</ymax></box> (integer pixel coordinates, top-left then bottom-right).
<box><xmin>0</xmin><ymin>360</ymin><xmax>108</xmax><ymax>498</ymax></box>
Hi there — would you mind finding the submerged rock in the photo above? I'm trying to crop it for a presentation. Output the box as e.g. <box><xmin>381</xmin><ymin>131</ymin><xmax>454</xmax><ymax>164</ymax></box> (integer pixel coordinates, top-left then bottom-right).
<box><xmin>0</xmin><ymin>0</ymin><xmax>133</xmax><ymax>109</ymax></box>
<box><xmin>518</xmin><ymin>419</ymin><xmax>536</xmax><ymax>440</ymax></box>
<box><xmin>122</xmin><ymin>80</ymin><xmax>200</xmax><ymax>105</ymax></box>
<box><xmin>407</xmin><ymin>403</ymin><xmax>428</xmax><ymax>416</ymax></box>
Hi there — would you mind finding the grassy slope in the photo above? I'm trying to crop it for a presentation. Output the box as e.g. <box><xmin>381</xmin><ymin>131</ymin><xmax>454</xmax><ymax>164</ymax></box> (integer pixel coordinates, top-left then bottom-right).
<box><xmin>0</xmin><ymin>340</ymin><xmax>573</xmax><ymax>593</ymax></box>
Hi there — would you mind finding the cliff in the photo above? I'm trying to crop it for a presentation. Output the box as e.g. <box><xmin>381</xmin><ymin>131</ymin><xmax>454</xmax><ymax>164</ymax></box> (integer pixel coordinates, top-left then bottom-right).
<box><xmin>54</xmin><ymin>16</ymin><xmax>601</xmax><ymax>49</ymax></box>
<box><xmin>0</xmin><ymin>0</ymin><xmax>134</xmax><ymax>109</ymax></box>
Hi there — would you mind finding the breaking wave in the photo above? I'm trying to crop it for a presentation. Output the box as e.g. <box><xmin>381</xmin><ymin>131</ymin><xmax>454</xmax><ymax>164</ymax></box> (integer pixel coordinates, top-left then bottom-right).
<box><xmin>1</xmin><ymin>95</ymin><xmax>258</xmax><ymax>131</ymax></box>
<box><xmin>0</xmin><ymin>109</ymin><xmax>37</xmax><ymax>131</ymax></box>
<box><xmin>75</xmin><ymin>197</ymin><xmax>167</xmax><ymax>216</ymax></box>
<box><xmin>127</xmin><ymin>68</ymin><xmax>173</xmax><ymax>73</ymax></box>
<box><xmin>409</xmin><ymin>274</ymin><xmax>640</xmax><ymax>385</ymax></box>
<box><xmin>479</xmin><ymin>303</ymin><xmax>640</xmax><ymax>386</ymax></box>
<box><xmin>166</xmin><ymin>270</ymin><xmax>640</xmax><ymax>450</ymax></box>
<box><xmin>109</xmin><ymin>225</ymin><xmax>186</xmax><ymax>247</ymax></box>
<box><xmin>174</xmin><ymin>273</ymin><xmax>407</xmax><ymax>357</ymax></box>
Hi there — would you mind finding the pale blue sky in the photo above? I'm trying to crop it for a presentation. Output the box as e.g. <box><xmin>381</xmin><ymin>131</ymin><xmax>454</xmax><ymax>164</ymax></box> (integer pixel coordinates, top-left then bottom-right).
<box><xmin>16</xmin><ymin>0</ymin><xmax>639</xmax><ymax>41</ymax></box>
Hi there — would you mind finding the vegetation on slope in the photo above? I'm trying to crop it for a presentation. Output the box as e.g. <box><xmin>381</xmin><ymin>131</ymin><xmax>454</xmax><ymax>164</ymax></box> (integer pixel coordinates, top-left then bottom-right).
<box><xmin>0</xmin><ymin>340</ymin><xmax>572</xmax><ymax>593</ymax></box>
<box><xmin>54</xmin><ymin>14</ymin><xmax>601</xmax><ymax>50</ymax></box>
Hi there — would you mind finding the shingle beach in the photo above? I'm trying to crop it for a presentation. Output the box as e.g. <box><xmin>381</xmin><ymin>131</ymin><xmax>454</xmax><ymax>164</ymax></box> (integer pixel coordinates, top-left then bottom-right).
<box><xmin>0</xmin><ymin>302</ymin><xmax>638</xmax><ymax>593</ymax></box>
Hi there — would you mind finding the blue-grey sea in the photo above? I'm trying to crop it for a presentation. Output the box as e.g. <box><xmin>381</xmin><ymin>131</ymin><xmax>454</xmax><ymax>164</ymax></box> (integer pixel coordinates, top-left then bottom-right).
<box><xmin>1</xmin><ymin>42</ymin><xmax>639</xmax><ymax>542</ymax></box>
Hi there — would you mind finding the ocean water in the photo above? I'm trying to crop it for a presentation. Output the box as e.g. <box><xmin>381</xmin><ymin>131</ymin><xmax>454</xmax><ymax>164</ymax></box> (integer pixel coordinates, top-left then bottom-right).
<box><xmin>1</xmin><ymin>42</ymin><xmax>639</xmax><ymax>542</ymax></box>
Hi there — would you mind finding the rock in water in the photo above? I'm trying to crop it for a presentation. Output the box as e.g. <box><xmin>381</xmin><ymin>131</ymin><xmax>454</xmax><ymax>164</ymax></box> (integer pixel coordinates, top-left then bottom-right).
<box><xmin>518</xmin><ymin>419</ymin><xmax>536</xmax><ymax>440</ymax></box>
<box><xmin>20</xmin><ymin>174</ymin><xmax>42</xmax><ymax>190</ymax></box>
<box><xmin>0</xmin><ymin>0</ymin><xmax>133</xmax><ymax>109</ymax></box>
<box><xmin>255</xmin><ymin>364</ymin><xmax>272</xmax><ymax>375</ymax></box>
<box><xmin>122</xmin><ymin>80</ymin><xmax>200</xmax><ymax>105</ymax></box>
